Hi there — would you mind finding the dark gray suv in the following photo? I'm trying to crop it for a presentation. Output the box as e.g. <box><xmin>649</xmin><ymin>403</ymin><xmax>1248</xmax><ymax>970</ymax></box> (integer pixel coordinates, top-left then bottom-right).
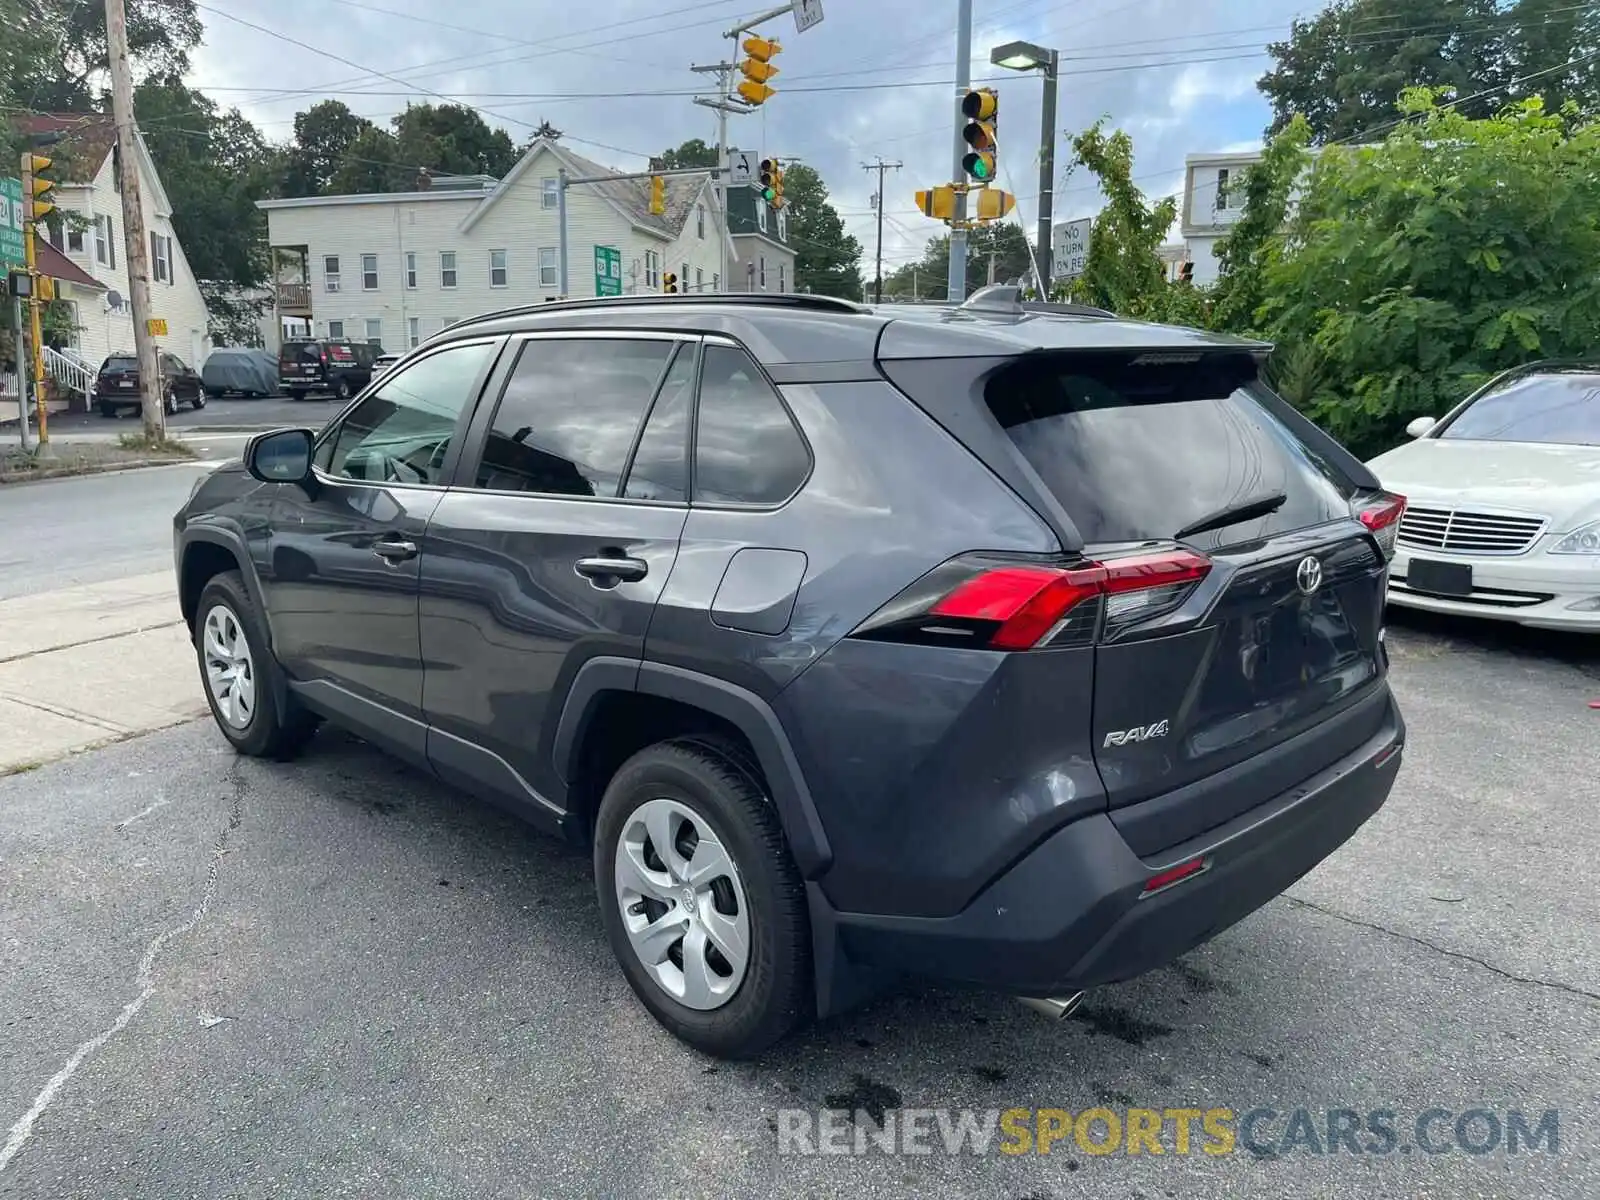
<box><xmin>173</xmin><ymin>290</ymin><xmax>1406</xmax><ymax>1058</ymax></box>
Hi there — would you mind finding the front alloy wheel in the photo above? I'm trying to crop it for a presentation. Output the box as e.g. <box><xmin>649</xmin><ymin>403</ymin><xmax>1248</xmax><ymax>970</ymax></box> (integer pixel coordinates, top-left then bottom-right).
<box><xmin>614</xmin><ymin>797</ymin><xmax>752</xmax><ymax>1010</ymax></box>
<box><xmin>201</xmin><ymin>603</ymin><xmax>255</xmax><ymax>729</ymax></box>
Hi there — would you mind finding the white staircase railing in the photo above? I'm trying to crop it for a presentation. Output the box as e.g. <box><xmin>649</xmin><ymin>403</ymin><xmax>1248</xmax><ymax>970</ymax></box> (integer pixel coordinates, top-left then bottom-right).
<box><xmin>0</xmin><ymin>371</ymin><xmax>17</xmax><ymax>402</ymax></box>
<box><xmin>44</xmin><ymin>346</ymin><xmax>93</xmax><ymax>396</ymax></box>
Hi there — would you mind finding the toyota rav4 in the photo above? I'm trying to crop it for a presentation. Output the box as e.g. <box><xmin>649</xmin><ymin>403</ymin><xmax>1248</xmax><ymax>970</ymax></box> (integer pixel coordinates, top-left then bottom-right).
<box><xmin>173</xmin><ymin>290</ymin><xmax>1406</xmax><ymax>1058</ymax></box>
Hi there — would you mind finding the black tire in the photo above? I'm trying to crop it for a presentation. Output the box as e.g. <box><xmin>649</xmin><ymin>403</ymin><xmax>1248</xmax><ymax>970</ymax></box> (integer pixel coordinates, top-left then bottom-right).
<box><xmin>286</xmin><ymin>388</ymin><xmax>306</xmax><ymax>402</ymax></box>
<box><xmin>164</xmin><ymin>387</ymin><xmax>179</xmax><ymax>416</ymax></box>
<box><xmin>593</xmin><ymin>739</ymin><xmax>812</xmax><ymax>1059</ymax></box>
<box><xmin>334</xmin><ymin>378</ymin><xmax>351</xmax><ymax>401</ymax></box>
<box><xmin>98</xmin><ymin>400</ymin><xmax>115</xmax><ymax>418</ymax></box>
<box><xmin>193</xmin><ymin>570</ymin><xmax>319</xmax><ymax>759</ymax></box>
<box><xmin>192</xmin><ymin>391</ymin><xmax>207</xmax><ymax>410</ymax></box>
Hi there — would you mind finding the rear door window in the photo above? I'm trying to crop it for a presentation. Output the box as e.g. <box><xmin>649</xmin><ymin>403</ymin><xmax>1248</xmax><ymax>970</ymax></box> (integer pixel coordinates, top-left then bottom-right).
<box><xmin>692</xmin><ymin>343</ymin><xmax>810</xmax><ymax>505</ymax></box>
<box><xmin>985</xmin><ymin>352</ymin><xmax>1352</xmax><ymax>548</ymax></box>
<box><xmin>472</xmin><ymin>336</ymin><xmax>676</xmax><ymax>497</ymax></box>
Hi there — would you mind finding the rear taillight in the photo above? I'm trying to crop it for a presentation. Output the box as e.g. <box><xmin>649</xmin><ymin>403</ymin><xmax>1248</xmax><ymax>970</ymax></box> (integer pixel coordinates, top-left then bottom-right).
<box><xmin>853</xmin><ymin>548</ymin><xmax>1212</xmax><ymax>650</ymax></box>
<box><xmin>1358</xmin><ymin>491</ymin><xmax>1405</xmax><ymax>561</ymax></box>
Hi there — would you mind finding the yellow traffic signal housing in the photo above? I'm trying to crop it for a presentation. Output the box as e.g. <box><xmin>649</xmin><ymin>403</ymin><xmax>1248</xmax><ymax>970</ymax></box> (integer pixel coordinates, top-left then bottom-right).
<box><xmin>26</xmin><ymin>154</ymin><xmax>57</xmax><ymax>221</ymax></box>
<box><xmin>974</xmin><ymin>188</ymin><xmax>1015</xmax><ymax>221</ymax></box>
<box><xmin>771</xmin><ymin>160</ymin><xmax>785</xmax><ymax>210</ymax></box>
<box><xmin>649</xmin><ymin>174</ymin><xmax>666</xmax><ymax>216</ymax></box>
<box><xmin>961</xmin><ymin>88</ymin><xmax>998</xmax><ymax>182</ymax></box>
<box><xmin>663</xmin><ymin>272</ymin><xmax>679</xmax><ymax>294</ymax></box>
<box><xmin>37</xmin><ymin>275</ymin><xmax>55</xmax><ymax>301</ymax></box>
<box><xmin>915</xmin><ymin>185</ymin><xmax>958</xmax><ymax>220</ymax></box>
<box><xmin>759</xmin><ymin>158</ymin><xmax>777</xmax><ymax>205</ymax></box>
<box><xmin>737</xmin><ymin>36</ymin><xmax>781</xmax><ymax>105</ymax></box>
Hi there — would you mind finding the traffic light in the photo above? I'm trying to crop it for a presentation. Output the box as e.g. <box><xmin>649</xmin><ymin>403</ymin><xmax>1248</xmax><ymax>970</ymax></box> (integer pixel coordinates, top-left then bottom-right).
<box><xmin>759</xmin><ymin>158</ymin><xmax>777</xmax><ymax>205</ymax></box>
<box><xmin>663</xmin><ymin>272</ymin><xmax>678</xmax><ymax>294</ymax></box>
<box><xmin>960</xmin><ymin>88</ymin><xmax>998</xmax><ymax>182</ymax></box>
<box><xmin>737</xmin><ymin>36</ymin><xmax>781</xmax><ymax>106</ymax></box>
<box><xmin>914</xmin><ymin>185</ymin><xmax>957</xmax><ymax>220</ymax></box>
<box><xmin>649</xmin><ymin>174</ymin><xmax>665</xmax><ymax>216</ymax></box>
<box><xmin>771</xmin><ymin>159</ymin><xmax>785</xmax><ymax>210</ymax></box>
<box><xmin>974</xmin><ymin>188</ymin><xmax>1015</xmax><ymax>221</ymax></box>
<box><xmin>25</xmin><ymin>153</ymin><xmax>56</xmax><ymax>222</ymax></box>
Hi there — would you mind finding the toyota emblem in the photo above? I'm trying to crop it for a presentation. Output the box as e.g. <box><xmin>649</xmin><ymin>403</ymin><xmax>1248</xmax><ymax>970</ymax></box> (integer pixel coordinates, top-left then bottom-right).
<box><xmin>1295</xmin><ymin>555</ymin><xmax>1324</xmax><ymax>595</ymax></box>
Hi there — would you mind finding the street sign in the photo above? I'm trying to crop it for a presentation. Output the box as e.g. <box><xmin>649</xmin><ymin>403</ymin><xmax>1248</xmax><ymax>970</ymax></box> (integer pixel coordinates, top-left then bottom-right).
<box><xmin>146</xmin><ymin>318</ymin><xmax>168</xmax><ymax>336</ymax></box>
<box><xmin>792</xmin><ymin>0</ymin><xmax>824</xmax><ymax>33</ymax></box>
<box><xmin>593</xmin><ymin>245</ymin><xmax>622</xmax><ymax>297</ymax></box>
<box><xmin>1053</xmin><ymin>216</ymin><xmax>1093</xmax><ymax>280</ymax></box>
<box><xmin>0</xmin><ymin>178</ymin><xmax>24</xmax><ymax>269</ymax></box>
<box><xmin>725</xmin><ymin>149</ymin><xmax>755</xmax><ymax>188</ymax></box>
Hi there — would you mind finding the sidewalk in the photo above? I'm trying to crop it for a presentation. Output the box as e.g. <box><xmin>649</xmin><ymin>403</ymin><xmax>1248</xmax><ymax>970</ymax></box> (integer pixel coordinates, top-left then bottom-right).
<box><xmin>0</xmin><ymin>572</ymin><xmax>206</xmax><ymax>773</ymax></box>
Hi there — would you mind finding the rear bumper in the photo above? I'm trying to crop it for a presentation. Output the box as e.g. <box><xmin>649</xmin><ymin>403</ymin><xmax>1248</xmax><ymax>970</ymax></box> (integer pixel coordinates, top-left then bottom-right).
<box><xmin>830</xmin><ymin>691</ymin><xmax>1404</xmax><ymax>997</ymax></box>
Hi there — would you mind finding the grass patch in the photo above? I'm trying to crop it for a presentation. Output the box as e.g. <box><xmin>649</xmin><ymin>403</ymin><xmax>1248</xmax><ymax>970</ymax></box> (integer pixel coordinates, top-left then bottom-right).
<box><xmin>116</xmin><ymin>432</ymin><xmax>197</xmax><ymax>458</ymax></box>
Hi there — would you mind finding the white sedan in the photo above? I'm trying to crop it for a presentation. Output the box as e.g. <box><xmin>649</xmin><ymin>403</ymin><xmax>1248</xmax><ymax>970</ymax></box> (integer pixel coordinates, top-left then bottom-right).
<box><xmin>1366</xmin><ymin>363</ymin><xmax>1600</xmax><ymax>632</ymax></box>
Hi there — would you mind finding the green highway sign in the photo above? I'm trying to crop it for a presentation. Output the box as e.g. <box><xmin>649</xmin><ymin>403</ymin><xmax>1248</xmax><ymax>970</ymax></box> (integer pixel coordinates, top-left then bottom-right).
<box><xmin>594</xmin><ymin>244</ymin><xmax>622</xmax><ymax>297</ymax></box>
<box><xmin>0</xmin><ymin>178</ymin><xmax>24</xmax><ymax>269</ymax></box>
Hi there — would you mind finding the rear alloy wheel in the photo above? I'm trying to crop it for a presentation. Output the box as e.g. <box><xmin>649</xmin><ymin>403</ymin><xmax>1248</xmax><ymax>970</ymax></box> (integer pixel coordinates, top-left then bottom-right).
<box><xmin>594</xmin><ymin>739</ymin><xmax>811</xmax><ymax>1058</ymax></box>
<box><xmin>334</xmin><ymin>378</ymin><xmax>351</xmax><ymax>401</ymax></box>
<box><xmin>192</xmin><ymin>391</ymin><xmax>206</xmax><ymax>410</ymax></box>
<box><xmin>164</xmin><ymin>386</ymin><xmax>179</xmax><ymax>416</ymax></box>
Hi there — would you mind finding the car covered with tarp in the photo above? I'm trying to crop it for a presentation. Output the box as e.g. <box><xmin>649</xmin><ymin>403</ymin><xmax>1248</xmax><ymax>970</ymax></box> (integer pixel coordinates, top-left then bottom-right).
<box><xmin>202</xmin><ymin>348</ymin><xmax>278</xmax><ymax>398</ymax></box>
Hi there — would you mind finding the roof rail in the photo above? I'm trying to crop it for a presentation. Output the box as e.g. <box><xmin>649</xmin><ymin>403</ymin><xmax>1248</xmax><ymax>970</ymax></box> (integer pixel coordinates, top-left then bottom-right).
<box><xmin>460</xmin><ymin>292</ymin><xmax>868</xmax><ymax>326</ymax></box>
<box><xmin>959</xmin><ymin>284</ymin><xmax>1114</xmax><ymax>319</ymax></box>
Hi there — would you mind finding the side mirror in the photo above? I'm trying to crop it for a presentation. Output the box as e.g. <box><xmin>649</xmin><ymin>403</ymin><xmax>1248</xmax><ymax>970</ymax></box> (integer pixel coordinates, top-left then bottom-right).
<box><xmin>1405</xmin><ymin>415</ymin><xmax>1437</xmax><ymax>439</ymax></box>
<box><xmin>246</xmin><ymin>427</ymin><xmax>316</xmax><ymax>487</ymax></box>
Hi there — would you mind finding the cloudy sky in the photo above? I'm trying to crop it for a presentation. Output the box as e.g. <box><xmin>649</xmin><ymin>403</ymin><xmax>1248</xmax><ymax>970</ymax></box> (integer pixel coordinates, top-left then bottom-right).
<box><xmin>189</xmin><ymin>0</ymin><xmax>1309</xmax><ymax>274</ymax></box>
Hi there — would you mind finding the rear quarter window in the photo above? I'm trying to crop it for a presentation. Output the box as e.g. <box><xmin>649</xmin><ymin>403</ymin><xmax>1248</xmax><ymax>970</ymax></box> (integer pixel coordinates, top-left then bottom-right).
<box><xmin>985</xmin><ymin>351</ymin><xmax>1354</xmax><ymax>549</ymax></box>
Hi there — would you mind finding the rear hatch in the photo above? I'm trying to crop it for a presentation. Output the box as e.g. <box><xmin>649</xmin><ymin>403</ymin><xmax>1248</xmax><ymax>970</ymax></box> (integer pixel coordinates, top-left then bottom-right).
<box><xmin>280</xmin><ymin>341</ymin><xmax>326</xmax><ymax>382</ymax></box>
<box><xmin>98</xmin><ymin>355</ymin><xmax>141</xmax><ymax>394</ymax></box>
<box><xmin>881</xmin><ymin>339</ymin><xmax>1401</xmax><ymax>857</ymax></box>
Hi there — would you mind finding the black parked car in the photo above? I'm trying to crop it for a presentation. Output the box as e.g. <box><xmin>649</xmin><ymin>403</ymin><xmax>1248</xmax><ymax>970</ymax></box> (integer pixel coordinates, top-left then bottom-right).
<box><xmin>278</xmin><ymin>338</ymin><xmax>377</xmax><ymax>401</ymax></box>
<box><xmin>96</xmin><ymin>350</ymin><xmax>206</xmax><ymax>416</ymax></box>
<box><xmin>174</xmin><ymin>290</ymin><xmax>1406</xmax><ymax>1058</ymax></box>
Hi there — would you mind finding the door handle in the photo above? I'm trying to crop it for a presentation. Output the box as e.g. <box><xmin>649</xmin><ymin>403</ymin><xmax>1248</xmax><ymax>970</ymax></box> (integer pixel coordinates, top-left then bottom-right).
<box><xmin>372</xmin><ymin>537</ymin><xmax>418</xmax><ymax>564</ymax></box>
<box><xmin>574</xmin><ymin>555</ymin><xmax>648</xmax><ymax>584</ymax></box>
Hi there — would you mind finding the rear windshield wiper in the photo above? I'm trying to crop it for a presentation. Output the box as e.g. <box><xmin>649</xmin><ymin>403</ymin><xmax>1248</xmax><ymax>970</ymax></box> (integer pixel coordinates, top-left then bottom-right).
<box><xmin>1174</xmin><ymin>490</ymin><xmax>1288</xmax><ymax>541</ymax></box>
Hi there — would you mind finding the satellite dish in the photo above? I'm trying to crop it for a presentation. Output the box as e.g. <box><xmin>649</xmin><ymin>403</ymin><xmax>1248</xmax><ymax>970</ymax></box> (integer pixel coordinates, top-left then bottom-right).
<box><xmin>106</xmin><ymin>289</ymin><xmax>124</xmax><ymax>312</ymax></box>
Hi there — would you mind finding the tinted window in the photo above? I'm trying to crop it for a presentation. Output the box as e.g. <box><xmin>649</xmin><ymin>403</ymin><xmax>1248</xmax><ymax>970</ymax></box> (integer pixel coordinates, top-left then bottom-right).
<box><xmin>1438</xmin><ymin>372</ymin><xmax>1600</xmax><ymax>446</ymax></box>
<box><xmin>474</xmin><ymin>338</ymin><xmax>673</xmax><ymax>497</ymax></box>
<box><xmin>985</xmin><ymin>352</ymin><xmax>1350</xmax><ymax>548</ymax></box>
<box><xmin>693</xmin><ymin>344</ymin><xmax>809</xmax><ymax>505</ymax></box>
<box><xmin>318</xmin><ymin>341</ymin><xmax>495</xmax><ymax>485</ymax></box>
<box><xmin>622</xmin><ymin>345</ymin><xmax>694</xmax><ymax>502</ymax></box>
<box><xmin>283</xmin><ymin>342</ymin><xmax>322</xmax><ymax>364</ymax></box>
<box><xmin>103</xmin><ymin>356</ymin><xmax>137</xmax><ymax>372</ymax></box>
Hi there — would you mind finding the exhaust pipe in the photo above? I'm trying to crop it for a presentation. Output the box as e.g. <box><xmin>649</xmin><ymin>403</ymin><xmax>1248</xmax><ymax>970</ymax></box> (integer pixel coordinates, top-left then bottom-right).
<box><xmin>1017</xmin><ymin>991</ymin><xmax>1086</xmax><ymax>1021</ymax></box>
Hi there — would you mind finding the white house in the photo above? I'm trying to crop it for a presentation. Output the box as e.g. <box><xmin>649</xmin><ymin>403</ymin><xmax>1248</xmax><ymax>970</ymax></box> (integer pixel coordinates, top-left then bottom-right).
<box><xmin>1179</xmin><ymin>149</ymin><xmax>1260</xmax><ymax>285</ymax></box>
<box><xmin>18</xmin><ymin>113</ymin><xmax>214</xmax><ymax>390</ymax></box>
<box><xmin>258</xmin><ymin>139</ymin><xmax>737</xmax><ymax>351</ymax></box>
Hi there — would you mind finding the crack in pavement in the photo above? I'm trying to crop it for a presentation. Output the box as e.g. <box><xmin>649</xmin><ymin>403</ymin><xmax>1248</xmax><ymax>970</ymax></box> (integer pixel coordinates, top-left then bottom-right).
<box><xmin>0</xmin><ymin>759</ymin><xmax>248</xmax><ymax>1174</ymax></box>
<box><xmin>1283</xmin><ymin>894</ymin><xmax>1600</xmax><ymax>1006</ymax></box>
<box><xmin>0</xmin><ymin>620</ymin><xmax>186</xmax><ymax>667</ymax></box>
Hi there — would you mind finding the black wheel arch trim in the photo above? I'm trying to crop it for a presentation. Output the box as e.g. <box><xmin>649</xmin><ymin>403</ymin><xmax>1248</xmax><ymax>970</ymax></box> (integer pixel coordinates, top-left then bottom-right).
<box><xmin>552</xmin><ymin>656</ymin><xmax>833</xmax><ymax>879</ymax></box>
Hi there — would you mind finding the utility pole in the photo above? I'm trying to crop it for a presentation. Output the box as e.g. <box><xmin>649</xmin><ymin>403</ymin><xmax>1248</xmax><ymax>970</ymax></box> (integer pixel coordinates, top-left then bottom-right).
<box><xmin>104</xmin><ymin>0</ymin><xmax>164</xmax><ymax>439</ymax></box>
<box><xmin>948</xmin><ymin>0</ymin><xmax>973</xmax><ymax>302</ymax></box>
<box><xmin>691</xmin><ymin>60</ymin><xmax>738</xmax><ymax>290</ymax></box>
<box><xmin>861</xmin><ymin>158</ymin><xmax>901</xmax><ymax>304</ymax></box>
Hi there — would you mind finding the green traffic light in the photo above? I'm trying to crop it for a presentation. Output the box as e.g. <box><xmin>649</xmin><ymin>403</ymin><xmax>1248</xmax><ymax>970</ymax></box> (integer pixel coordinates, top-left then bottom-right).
<box><xmin>761</xmin><ymin>186</ymin><xmax>776</xmax><ymax>201</ymax></box>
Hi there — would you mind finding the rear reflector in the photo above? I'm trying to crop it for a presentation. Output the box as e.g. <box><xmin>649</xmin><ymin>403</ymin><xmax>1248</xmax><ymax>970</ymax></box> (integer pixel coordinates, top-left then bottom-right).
<box><xmin>1140</xmin><ymin>856</ymin><xmax>1210</xmax><ymax>897</ymax></box>
<box><xmin>1358</xmin><ymin>491</ymin><xmax>1406</xmax><ymax>561</ymax></box>
<box><xmin>856</xmin><ymin>548</ymin><xmax>1211</xmax><ymax>650</ymax></box>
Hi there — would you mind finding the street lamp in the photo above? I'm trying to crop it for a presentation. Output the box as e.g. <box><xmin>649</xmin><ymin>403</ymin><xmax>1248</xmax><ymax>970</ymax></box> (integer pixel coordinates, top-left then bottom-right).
<box><xmin>990</xmin><ymin>39</ymin><xmax>1059</xmax><ymax>293</ymax></box>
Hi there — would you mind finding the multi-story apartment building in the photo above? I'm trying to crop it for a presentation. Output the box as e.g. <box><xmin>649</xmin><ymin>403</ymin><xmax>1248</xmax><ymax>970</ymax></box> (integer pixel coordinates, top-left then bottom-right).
<box><xmin>724</xmin><ymin>183</ymin><xmax>796</xmax><ymax>294</ymax></box>
<box><xmin>1179</xmin><ymin>149</ymin><xmax>1260</xmax><ymax>285</ymax></box>
<box><xmin>15</xmin><ymin>113</ymin><xmax>214</xmax><ymax>378</ymax></box>
<box><xmin>258</xmin><ymin>138</ymin><xmax>736</xmax><ymax>350</ymax></box>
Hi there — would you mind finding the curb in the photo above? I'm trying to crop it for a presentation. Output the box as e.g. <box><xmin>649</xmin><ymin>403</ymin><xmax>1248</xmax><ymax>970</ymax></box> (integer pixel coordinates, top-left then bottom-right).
<box><xmin>0</xmin><ymin>456</ymin><xmax>195</xmax><ymax>485</ymax></box>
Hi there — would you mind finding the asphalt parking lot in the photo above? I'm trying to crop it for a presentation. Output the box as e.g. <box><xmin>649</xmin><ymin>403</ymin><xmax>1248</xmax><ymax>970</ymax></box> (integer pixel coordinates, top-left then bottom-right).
<box><xmin>2</xmin><ymin>609</ymin><xmax>1597</xmax><ymax>1198</ymax></box>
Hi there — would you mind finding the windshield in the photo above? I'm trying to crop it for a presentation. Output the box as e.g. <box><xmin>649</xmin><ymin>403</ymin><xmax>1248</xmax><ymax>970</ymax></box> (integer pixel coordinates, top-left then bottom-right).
<box><xmin>1438</xmin><ymin>372</ymin><xmax>1600</xmax><ymax>446</ymax></box>
<box><xmin>985</xmin><ymin>352</ymin><xmax>1353</xmax><ymax>548</ymax></box>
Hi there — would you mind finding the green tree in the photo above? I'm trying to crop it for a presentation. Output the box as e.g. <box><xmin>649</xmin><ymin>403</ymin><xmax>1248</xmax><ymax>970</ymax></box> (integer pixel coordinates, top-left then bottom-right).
<box><xmin>282</xmin><ymin>101</ymin><xmax>375</xmax><ymax>197</ymax></box>
<box><xmin>1062</xmin><ymin>120</ymin><xmax>1177</xmax><ymax>318</ymax></box>
<box><xmin>1260</xmin><ymin>0</ymin><xmax>1600</xmax><ymax>143</ymax></box>
<box><xmin>1261</xmin><ymin>88</ymin><xmax>1600</xmax><ymax>456</ymax></box>
<box><xmin>783</xmin><ymin>164</ymin><xmax>861</xmax><ymax>299</ymax></box>
<box><xmin>331</xmin><ymin>125</ymin><xmax>406</xmax><ymax>194</ymax></box>
<box><xmin>392</xmin><ymin>103</ymin><xmax>517</xmax><ymax>179</ymax></box>
<box><xmin>655</xmin><ymin>138</ymin><xmax>718</xmax><ymax>170</ymax></box>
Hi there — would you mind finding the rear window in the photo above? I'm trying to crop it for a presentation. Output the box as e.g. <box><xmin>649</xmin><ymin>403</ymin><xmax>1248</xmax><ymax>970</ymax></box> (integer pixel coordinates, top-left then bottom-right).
<box><xmin>102</xmin><ymin>356</ymin><xmax>137</xmax><ymax>372</ymax></box>
<box><xmin>283</xmin><ymin>342</ymin><xmax>322</xmax><ymax>364</ymax></box>
<box><xmin>985</xmin><ymin>352</ymin><xmax>1353</xmax><ymax>548</ymax></box>
<box><xmin>1437</xmin><ymin>371</ymin><xmax>1600</xmax><ymax>446</ymax></box>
